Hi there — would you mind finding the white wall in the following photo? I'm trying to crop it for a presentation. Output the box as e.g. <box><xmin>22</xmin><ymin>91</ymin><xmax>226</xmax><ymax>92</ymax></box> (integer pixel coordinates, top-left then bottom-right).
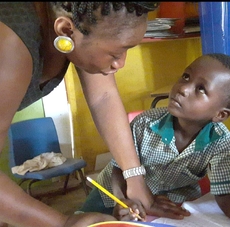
<box><xmin>42</xmin><ymin>80</ymin><xmax>74</xmax><ymax>158</ymax></box>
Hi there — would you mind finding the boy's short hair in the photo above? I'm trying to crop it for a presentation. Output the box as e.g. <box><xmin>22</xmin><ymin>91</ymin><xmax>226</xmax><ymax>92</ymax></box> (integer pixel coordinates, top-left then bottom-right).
<box><xmin>206</xmin><ymin>53</ymin><xmax>230</xmax><ymax>108</ymax></box>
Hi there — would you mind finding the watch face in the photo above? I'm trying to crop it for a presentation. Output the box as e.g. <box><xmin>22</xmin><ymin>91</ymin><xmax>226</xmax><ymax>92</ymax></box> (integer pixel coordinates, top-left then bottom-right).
<box><xmin>88</xmin><ymin>221</ymin><xmax>176</xmax><ymax>227</ymax></box>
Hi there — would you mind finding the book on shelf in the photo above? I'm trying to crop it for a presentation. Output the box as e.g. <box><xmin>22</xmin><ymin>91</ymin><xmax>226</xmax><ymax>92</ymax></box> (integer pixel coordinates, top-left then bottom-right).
<box><xmin>145</xmin><ymin>18</ymin><xmax>179</xmax><ymax>38</ymax></box>
<box><xmin>145</xmin><ymin>17</ymin><xmax>200</xmax><ymax>38</ymax></box>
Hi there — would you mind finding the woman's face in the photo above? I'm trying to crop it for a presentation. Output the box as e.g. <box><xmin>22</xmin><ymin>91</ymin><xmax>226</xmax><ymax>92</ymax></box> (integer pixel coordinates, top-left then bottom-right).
<box><xmin>68</xmin><ymin>10</ymin><xmax>148</xmax><ymax>75</ymax></box>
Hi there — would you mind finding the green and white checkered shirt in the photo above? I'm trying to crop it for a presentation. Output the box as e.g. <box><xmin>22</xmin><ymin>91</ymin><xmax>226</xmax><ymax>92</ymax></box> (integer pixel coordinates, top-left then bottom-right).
<box><xmin>97</xmin><ymin>107</ymin><xmax>230</xmax><ymax>207</ymax></box>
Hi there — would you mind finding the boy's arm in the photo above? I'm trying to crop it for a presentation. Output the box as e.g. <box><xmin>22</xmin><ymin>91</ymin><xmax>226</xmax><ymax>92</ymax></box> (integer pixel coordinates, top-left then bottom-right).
<box><xmin>111</xmin><ymin>165</ymin><xmax>190</xmax><ymax>220</ymax></box>
<box><xmin>215</xmin><ymin>194</ymin><xmax>230</xmax><ymax>217</ymax></box>
<box><xmin>111</xmin><ymin>166</ymin><xmax>127</xmax><ymax>199</ymax></box>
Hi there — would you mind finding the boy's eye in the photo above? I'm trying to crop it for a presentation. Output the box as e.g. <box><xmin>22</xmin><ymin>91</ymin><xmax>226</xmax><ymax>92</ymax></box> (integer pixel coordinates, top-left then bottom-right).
<box><xmin>182</xmin><ymin>73</ymin><xmax>189</xmax><ymax>81</ymax></box>
<box><xmin>198</xmin><ymin>86</ymin><xmax>206</xmax><ymax>94</ymax></box>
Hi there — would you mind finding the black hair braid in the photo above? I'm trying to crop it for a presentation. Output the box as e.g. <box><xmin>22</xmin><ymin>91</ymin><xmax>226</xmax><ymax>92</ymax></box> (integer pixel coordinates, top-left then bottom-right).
<box><xmin>101</xmin><ymin>2</ymin><xmax>111</xmax><ymax>16</ymax></box>
<box><xmin>77</xmin><ymin>2</ymin><xmax>87</xmax><ymax>14</ymax></box>
<box><xmin>53</xmin><ymin>2</ymin><xmax>72</xmax><ymax>12</ymax></box>
<box><xmin>71</xmin><ymin>2</ymin><xmax>91</xmax><ymax>35</ymax></box>
<box><xmin>53</xmin><ymin>2</ymin><xmax>160</xmax><ymax>35</ymax></box>
<box><xmin>125</xmin><ymin>3</ymin><xmax>135</xmax><ymax>14</ymax></box>
<box><xmin>86</xmin><ymin>2</ymin><xmax>95</xmax><ymax>23</ymax></box>
<box><xmin>113</xmin><ymin>2</ymin><xmax>124</xmax><ymax>11</ymax></box>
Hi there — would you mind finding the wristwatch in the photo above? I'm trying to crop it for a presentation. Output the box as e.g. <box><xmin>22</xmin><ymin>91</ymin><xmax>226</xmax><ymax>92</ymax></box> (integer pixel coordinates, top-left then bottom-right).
<box><xmin>122</xmin><ymin>165</ymin><xmax>146</xmax><ymax>180</ymax></box>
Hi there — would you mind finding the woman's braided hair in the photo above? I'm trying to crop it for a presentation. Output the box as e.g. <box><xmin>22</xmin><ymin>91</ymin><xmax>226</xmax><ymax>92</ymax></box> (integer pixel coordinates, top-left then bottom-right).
<box><xmin>51</xmin><ymin>2</ymin><xmax>159</xmax><ymax>35</ymax></box>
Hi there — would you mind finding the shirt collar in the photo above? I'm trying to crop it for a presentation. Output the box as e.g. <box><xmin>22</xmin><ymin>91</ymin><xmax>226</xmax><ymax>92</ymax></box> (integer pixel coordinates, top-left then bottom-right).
<box><xmin>150</xmin><ymin>113</ymin><xmax>224</xmax><ymax>151</ymax></box>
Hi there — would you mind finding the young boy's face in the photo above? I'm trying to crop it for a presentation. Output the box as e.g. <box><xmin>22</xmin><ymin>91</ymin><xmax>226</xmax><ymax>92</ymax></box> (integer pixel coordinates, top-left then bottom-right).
<box><xmin>168</xmin><ymin>56</ymin><xmax>230</xmax><ymax>123</ymax></box>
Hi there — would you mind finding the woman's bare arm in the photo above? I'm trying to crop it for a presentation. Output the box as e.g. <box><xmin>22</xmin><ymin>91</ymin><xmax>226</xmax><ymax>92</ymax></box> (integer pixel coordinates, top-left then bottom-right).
<box><xmin>0</xmin><ymin>22</ymin><xmax>69</xmax><ymax>227</ymax></box>
<box><xmin>77</xmin><ymin>68</ymin><xmax>155</xmax><ymax>209</ymax></box>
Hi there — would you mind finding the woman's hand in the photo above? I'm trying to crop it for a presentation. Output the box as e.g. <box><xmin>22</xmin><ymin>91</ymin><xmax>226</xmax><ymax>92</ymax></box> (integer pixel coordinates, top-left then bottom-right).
<box><xmin>64</xmin><ymin>212</ymin><xmax>117</xmax><ymax>227</ymax></box>
<box><xmin>126</xmin><ymin>176</ymin><xmax>190</xmax><ymax>220</ymax></box>
<box><xmin>113</xmin><ymin>198</ymin><xmax>146</xmax><ymax>221</ymax></box>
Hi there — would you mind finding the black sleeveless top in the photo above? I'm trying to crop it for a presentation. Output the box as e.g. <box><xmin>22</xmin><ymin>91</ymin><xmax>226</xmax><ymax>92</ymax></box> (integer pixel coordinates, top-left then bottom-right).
<box><xmin>0</xmin><ymin>2</ymin><xmax>69</xmax><ymax>110</ymax></box>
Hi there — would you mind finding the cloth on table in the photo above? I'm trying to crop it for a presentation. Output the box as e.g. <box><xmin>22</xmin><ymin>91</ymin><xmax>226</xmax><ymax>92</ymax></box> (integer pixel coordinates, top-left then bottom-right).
<box><xmin>11</xmin><ymin>152</ymin><xmax>67</xmax><ymax>175</ymax></box>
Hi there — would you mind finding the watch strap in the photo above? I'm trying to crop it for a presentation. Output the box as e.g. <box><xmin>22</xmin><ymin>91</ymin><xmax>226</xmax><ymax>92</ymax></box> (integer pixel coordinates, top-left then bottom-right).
<box><xmin>122</xmin><ymin>165</ymin><xmax>146</xmax><ymax>180</ymax></box>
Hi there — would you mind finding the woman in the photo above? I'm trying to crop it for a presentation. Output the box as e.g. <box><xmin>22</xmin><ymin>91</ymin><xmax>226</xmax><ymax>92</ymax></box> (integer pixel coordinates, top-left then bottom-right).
<box><xmin>0</xmin><ymin>2</ymin><xmax>170</xmax><ymax>227</ymax></box>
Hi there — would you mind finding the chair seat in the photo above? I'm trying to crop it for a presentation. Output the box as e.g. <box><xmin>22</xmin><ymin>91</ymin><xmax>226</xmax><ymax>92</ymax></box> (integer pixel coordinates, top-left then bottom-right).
<box><xmin>9</xmin><ymin>117</ymin><xmax>89</xmax><ymax>196</ymax></box>
<box><xmin>13</xmin><ymin>158</ymin><xmax>87</xmax><ymax>180</ymax></box>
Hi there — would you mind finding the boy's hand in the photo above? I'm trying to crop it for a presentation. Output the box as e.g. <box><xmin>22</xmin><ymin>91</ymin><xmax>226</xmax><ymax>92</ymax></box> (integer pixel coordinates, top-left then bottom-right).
<box><xmin>113</xmin><ymin>198</ymin><xmax>146</xmax><ymax>221</ymax></box>
<box><xmin>126</xmin><ymin>177</ymin><xmax>190</xmax><ymax>220</ymax></box>
<box><xmin>147</xmin><ymin>195</ymin><xmax>191</xmax><ymax>219</ymax></box>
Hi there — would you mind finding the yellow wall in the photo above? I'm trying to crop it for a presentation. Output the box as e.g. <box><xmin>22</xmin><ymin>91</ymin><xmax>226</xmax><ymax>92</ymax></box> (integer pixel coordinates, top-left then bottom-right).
<box><xmin>65</xmin><ymin>37</ymin><xmax>204</xmax><ymax>173</ymax></box>
<box><xmin>3</xmin><ymin>36</ymin><xmax>229</xmax><ymax>175</ymax></box>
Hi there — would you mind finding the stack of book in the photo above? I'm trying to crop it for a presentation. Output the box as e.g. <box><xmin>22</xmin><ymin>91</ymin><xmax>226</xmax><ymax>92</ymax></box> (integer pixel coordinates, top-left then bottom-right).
<box><xmin>144</xmin><ymin>18</ymin><xmax>179</xmax><ymax>38</ymax></box>
<box><xmin>183</xmin><ymin>17</ymin><xmax>200</xmax><ymax>34</ymax></box>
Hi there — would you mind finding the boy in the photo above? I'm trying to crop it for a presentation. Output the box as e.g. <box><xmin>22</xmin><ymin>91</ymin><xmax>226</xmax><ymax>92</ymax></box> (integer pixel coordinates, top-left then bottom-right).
<box><xmin>79</xmin><ymin>53</ymin><xmax>230</xmax><ymax>221</ymax></box>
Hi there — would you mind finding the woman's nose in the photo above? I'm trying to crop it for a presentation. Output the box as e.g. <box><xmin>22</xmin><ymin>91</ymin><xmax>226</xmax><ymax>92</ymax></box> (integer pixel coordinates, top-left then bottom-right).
<box><xmin>111</xmin><ymin>52</ymin><xmax>127</xmax><ymax>70</ymax></box>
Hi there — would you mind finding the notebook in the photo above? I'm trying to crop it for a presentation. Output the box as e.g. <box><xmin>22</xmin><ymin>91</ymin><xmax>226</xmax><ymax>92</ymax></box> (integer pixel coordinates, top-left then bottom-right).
<box><xmin>151</xmin><ymin>193</ymin><xmax>230</xmax><ymax>227</ymax></box>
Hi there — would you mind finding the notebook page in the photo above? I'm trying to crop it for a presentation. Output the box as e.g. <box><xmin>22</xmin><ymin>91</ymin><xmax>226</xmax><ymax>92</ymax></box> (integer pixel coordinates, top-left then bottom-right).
<box><xmin>151</xmin><ymin>193</ymin><xmax>230</xmax><ymax>227</ymax></box>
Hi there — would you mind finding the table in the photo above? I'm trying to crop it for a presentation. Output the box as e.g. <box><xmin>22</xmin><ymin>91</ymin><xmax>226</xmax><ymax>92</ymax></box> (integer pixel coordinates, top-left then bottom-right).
<box><xmin>151</xmin><ymin>193</ymin><xmax>230</xmax><ymax>227</ymax></box>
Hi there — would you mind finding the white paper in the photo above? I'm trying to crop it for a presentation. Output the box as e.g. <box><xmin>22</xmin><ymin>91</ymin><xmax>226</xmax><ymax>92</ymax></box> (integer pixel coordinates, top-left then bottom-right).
<box><xmin>152</xmin><ymin>193</ymin><xmax>230</xmax><ymax>227</ymax></box>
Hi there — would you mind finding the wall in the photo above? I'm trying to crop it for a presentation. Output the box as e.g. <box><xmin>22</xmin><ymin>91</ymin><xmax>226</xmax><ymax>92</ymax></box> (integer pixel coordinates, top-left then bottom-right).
<box><xmin>42</xmin><ymin>80</ymin><xmax>74</xmax><ymax>159</ymax></box>
<box><xmin>0</xmin><ymin>100</ymin><xmax>44</xmax><ymax>181</ymax></box>
<box><xmin>3</xmin><ymin>36</ymin><xmax>230</xmax><ymax>175</ymax></box>
<box><xmin>65</xmin><ymin>37</ymin><xmax>203</xmax><ymax>173</ymax></box>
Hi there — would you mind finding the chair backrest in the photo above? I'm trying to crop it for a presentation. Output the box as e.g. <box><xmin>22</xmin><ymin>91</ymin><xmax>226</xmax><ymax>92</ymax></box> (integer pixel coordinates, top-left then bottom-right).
<box><xmin>127</xmin><ymin>110</ymin><xmax>144</xmax><ymax>123</ymax></box>
<box><xmin>8</xmin><ymin>117</ymin><xmax>61</xmax><ymax>168</ymax></box>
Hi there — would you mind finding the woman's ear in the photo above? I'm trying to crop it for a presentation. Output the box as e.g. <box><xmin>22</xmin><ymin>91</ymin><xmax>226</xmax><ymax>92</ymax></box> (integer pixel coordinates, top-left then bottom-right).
<box><xmin>54</xmin><ymin>16</ymin><xmax>75</xmax><ymax>37</ymax></box>
<box><xmin>212</xmin><ymin>108</ymin><xmax>230</xmax><ymax>122</ymax></box>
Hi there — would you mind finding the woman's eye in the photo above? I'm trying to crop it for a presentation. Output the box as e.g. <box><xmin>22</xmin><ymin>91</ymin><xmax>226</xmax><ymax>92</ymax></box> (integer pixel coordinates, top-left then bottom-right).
<box><xmin>182</xmin><ymin>73</ymin><xmax>189</xmax><ymax>81</ymax></box>
<box><xmin>112</xmin><ymin>55</ymin><xmax>121</xmax><ymax>60</ymax></box>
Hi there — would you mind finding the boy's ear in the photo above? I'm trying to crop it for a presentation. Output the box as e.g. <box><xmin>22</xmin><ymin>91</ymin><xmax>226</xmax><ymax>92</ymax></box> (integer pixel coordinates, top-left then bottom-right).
<box><xmin>54</xmin><ymin>16</ymin><xmax>75</xmax><ymax>37</ymax></box>
<box><xmin>212</xmin><ymin>108</ymin><xmax>230</xmax><ymax>122</ymax></box>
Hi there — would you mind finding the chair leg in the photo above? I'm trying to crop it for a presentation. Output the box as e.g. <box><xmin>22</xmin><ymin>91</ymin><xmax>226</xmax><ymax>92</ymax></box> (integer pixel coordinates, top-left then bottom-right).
<box><xmin>77</xmin><ymin>169</ymin><xmax>89</xmax><ymax>196</ymax></box>
<box><xmin>63</xmin><ymin>174</ymin><xmax>70</xmax><ymax>195</ymax></box>
<box><xmin>18</xmin><ymin>178</ymin><xmax>30</xmax><ymax>186</ymax></box>
<box><xmin>74</xmin><ymin>171</ymin><xmax>79</xmax><ymax>180</ymax></box>
<box><xmin>27</xmin><ymin>179</ymin><xmax>40</xmax><ymax>196</ymax></box>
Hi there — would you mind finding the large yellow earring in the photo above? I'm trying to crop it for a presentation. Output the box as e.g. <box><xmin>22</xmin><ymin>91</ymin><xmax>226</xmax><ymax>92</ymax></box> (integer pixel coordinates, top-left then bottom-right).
<box><xmin>53</xmin><ymin>36</ymin><xmax>74</xmax><ymax>53</ymax></box>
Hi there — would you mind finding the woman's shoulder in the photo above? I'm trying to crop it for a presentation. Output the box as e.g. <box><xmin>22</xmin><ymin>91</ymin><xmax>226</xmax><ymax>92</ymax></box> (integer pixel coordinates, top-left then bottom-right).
<box><xmin>0</xmin><ymin>2</ymin><xmax>41</xmax><ymax>48</ymax></box>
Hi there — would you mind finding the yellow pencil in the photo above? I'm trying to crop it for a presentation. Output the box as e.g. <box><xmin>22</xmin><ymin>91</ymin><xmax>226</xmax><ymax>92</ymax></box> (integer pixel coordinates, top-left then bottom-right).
<box><xmin>86</xmin><ymin>176</ymin><xmax>144</xmax><ymax>221</ymax></box>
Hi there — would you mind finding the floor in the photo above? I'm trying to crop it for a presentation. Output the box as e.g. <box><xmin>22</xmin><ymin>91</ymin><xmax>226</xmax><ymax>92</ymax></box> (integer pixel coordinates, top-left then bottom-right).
<box><xmin>4</xmin><ymin>176</ymin><xmax>91</xmax><ymax>227</ymax></box>
<box><xmin>26</xmin><ymin>176</ymin><xmax>90</xmax><ymax>215</ymax></box>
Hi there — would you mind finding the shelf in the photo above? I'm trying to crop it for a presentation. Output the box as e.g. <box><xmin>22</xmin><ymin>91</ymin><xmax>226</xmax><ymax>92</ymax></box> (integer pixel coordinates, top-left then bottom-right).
<box><xmin>141</xmin><ymin>33</ymin><xmax>200</xmax><ymax>43</ymax></box>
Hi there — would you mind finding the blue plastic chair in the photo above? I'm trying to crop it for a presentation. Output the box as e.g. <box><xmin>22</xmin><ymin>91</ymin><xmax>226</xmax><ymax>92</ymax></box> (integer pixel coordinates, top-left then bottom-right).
<box><xmin>8</xmin><ymin>117</ymin><xmax>89</xmax><ymax>196</ymax></box>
